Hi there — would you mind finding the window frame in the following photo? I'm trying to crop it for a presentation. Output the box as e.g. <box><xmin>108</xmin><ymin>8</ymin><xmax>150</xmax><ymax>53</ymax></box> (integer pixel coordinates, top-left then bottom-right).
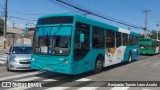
<box><xmin>92</xmin><ymin>26</ymin><xmax>105</xmax><ymax>49</ymax></box>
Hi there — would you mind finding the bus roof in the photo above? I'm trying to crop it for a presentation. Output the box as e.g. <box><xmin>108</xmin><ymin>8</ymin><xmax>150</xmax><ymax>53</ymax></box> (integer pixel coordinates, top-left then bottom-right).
<box><xmin>38</xmin><ymin>13</ymin><xmax>138</xmax><ymax>36</ymax></box>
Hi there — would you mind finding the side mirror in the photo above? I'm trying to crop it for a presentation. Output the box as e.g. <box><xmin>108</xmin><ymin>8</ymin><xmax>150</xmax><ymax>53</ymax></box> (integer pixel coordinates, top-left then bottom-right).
<box><xmin>6</xmin><ymin>52</ymin><xmax>10</xmax><ymax>55</ymax></box>
<box><xmin>80</xmin><ymin>33</ymin><xmax>85</xmax><ymax>43</ymax></box>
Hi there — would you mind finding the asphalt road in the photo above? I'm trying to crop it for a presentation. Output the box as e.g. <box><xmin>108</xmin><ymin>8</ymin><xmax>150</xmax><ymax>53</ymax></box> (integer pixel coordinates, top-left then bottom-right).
<box><xmin>0</xmin><ymin>54</ymin><xmax>160</xmax><ymax>90</ymax></box>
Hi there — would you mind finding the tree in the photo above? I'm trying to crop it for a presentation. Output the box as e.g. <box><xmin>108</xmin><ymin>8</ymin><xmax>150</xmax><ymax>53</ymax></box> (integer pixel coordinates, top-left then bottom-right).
<box><xmin>139</xmin><ymin>33</ymin><xmax>144</xmax><ymax>38</ymax></box>
<box><xmin>147</xmin><ymin>30</ymin><xmax>160</xmax><ymax>40</ymax></box>
<box><xmin>0</xmin><ymin>18</ymin><xmax>4</xmax><ymax>36</ymax></box>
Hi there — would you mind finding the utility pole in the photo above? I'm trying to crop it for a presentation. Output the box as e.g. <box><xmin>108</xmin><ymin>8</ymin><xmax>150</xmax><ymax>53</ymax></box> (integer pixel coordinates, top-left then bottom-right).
<box><xmin>13</xmin><ymin>22</ymin><xmax>15</xmax><ymax>28</ymax></box>
<box><xmin>156</xmin><ymin>21</ymin><xmax>160</xmax><ymax>40</ymax></box>
<box><xmin>3</xmin><ymin>0</ymin><xmax>8</xmax><ymax>49</ymax></box>
<box><xmin>155</xmin><ymin>14</ymin><xmax>160</xmax><ymax>40</ymax></box>
<box><xmin>156</xmin><ymin>23</ymin><xmax>159</xmax><ymax>40</ymax></box>
<box><xmin>143</xmin><ymin>10</ymin><xmax>150</xmax><ymax>38</ymax></box>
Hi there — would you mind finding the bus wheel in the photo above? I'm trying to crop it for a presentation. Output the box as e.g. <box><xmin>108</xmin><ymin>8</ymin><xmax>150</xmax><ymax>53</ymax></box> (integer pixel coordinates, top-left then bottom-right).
<box><xmin>128</xmin><ymin>53</ymin><xmax>132</xmax><ymax>63</ymax></box>
<box><xmin>93</xmin><ymin>57</ymin><xmax>103</xmax><ymax>73</ymax></box>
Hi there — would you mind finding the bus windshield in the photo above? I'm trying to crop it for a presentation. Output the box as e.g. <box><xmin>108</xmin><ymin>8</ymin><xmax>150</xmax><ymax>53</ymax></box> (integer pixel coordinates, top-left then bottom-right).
<box><xmin>140</xmin><ymin>44</ymin><xmax>152</xmax><ymax>50</ymax></box>
<box><xmin>33</xmin><ymin>26</ymin><xmax>72</xmax><ymax>56</ymax></box>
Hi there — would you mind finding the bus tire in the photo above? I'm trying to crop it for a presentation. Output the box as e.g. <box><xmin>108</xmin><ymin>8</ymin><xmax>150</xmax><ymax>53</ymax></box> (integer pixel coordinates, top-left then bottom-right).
<box><xmin>93</xmin><ymin>56</ymin><xmax>103</xmax><ymax>73</ymax></box>
<box><xmin>128</xmin><ymin>52</ymin><xmax>132</xmax><ymax>63</ymax></box>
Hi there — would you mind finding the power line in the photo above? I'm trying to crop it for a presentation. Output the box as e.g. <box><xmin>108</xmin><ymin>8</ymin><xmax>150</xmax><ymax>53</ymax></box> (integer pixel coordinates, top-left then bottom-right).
<box><xmin>124</xmin><ymin>0</ymin><xmax>143</xmax><ymax>11</ymax></box>
<box><xmin>125</xmin><ymin>0</ymin><xmax>160</xmax><ymax>24</ymax></box>
<box><xmin>0</xmin><ymin>3</ymin><xmax>4</xmax><ymax>9</ymax></box>
<box><xmin>9</xmin><ymin>16</ymin><xmax>37</xmax><ymax>21</ymax></box>
<box><xmin>47</xmin><ymin>0</ymin><xmax>82</xmax><ymax>14</ymax></box>
<box><xmin>8</xmin><ymin>11</ymin><xmax>44</xmax><ymax>16</ymax></box>
<box><xmin>51</xmin><ymin>0</ymin><xmax>144</xmax><ymax>29</ymax></box>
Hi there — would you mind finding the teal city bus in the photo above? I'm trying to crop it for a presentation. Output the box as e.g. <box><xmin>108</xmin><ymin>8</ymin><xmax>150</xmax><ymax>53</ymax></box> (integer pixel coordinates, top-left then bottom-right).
<box><xmin>31</xmin><ymin>14</ymin><xmax>139</xmax><ymax>75</ymax></box>
<box><xmin>139</xmin><ymin>38</ymin><xmax>160</xmax><ymax>55</ymax></box>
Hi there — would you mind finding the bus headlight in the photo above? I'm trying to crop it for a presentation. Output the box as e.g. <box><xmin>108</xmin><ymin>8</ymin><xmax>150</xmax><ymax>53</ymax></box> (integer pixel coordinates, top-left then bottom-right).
<box><xmin>133</xmin><ymin>49</ymin><xmax>137</xmax><ymax>52</ymax></box>
<box><xmin>32</xmin><ymin>58</ymin><xmax>35</xmax><ymax>61</ymax></box>
<box><xmin>65</xmin><ymin>60</ymin><xmax>68</xmax><ymax>64</ymax></box>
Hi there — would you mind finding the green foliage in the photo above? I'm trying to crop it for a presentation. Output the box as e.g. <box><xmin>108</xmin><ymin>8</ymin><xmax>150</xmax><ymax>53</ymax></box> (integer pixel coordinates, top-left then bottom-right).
<box><xmin>0</xmin><ymin>18</ymin><xmax>4</xmax><ymax>36</ymax></box>
<box><xmin>139</xmin><ymin>33</ymin><xmax>144</xmax><ymax>38</ymax></box>
<box><xmin>140</xmin><ymin>30</ymin><xmax>160</xmax><ymax>39</ymax></box>
<box><xmin>147</xmin><ymin>30</ymin><xmax>160</xmax><ymax>39</ymax></box>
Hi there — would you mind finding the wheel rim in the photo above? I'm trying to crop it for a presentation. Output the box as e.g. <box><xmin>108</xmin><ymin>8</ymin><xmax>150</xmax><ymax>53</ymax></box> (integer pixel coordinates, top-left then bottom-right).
<box><xmin>129</xmin><ymin>55</ymin><xmax>132</xmax><ymax>62</ymax></box>
<box><xmin>97</xmin><ymin>61</ymin><xmax>102</xmax><ymax>69</ymax></box>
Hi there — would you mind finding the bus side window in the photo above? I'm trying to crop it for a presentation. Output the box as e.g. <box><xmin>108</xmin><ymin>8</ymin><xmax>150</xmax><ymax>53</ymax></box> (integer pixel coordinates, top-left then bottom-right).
<box><xmin>106</xmin><ymin>30</ymin><xmax>115</xmax><ymax>48</ymax></box>
<box><xmin>129</xmin><ymin>35</ymin><xmax>133</xmax><ymax>45</ymax></box>
<box><xmin>122</xmin><ymin>33</ymin><xmax>129</xmax><ymax>46</ymax></box>
<box><xmin>92</xmin><ymin>26</ymin><xmax>105</xmax><ymax>48</ymax></box>
<box><xmin>132</xmin><ymin>35</ymin><xmax>138</xmax><ymax>45</ymax></box>
<box><xmin>116</xmin><ymin>32</ymin><xmax>121</xmax><ymax>47</ymax></box>
<box><xmin>74</xmin><ymin>22</ymin><xmax>90</xmax><ymax>60</ymax></box>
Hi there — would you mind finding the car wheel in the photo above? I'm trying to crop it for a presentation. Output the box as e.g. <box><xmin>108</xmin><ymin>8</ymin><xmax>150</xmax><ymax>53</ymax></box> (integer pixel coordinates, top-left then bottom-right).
<box><xmin>7</xmin><ymin>63</ymin><xmax>11</xmax><ymax>71</ymax></box>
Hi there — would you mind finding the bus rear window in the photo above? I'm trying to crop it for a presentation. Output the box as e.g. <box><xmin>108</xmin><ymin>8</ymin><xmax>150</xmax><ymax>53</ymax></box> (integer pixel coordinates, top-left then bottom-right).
<box><xmin>37</xmin><ymin>16</ymin><xmax>74</xmax><ymax>25</ymax></box>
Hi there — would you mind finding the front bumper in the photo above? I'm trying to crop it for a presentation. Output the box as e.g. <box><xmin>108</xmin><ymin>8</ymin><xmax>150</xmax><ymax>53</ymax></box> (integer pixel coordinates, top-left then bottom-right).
<box><xmin>8</xmin><ymin>61</ymin><xmax>31</xmax><ymax>70</ymax></box>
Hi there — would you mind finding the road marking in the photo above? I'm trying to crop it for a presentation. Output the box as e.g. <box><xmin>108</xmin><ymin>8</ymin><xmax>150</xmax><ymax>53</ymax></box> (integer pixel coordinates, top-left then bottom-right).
<box><xmin>16</xmin><ymin>76</ymin><xmax>46</xmax><ymax>81</ymax></box>
<box><xmin>45</xmin><ymin>78</ymin><xmax>91</xmax><ymax>90</ymax></box>
<box><xmin>110</xmin><ymin>87</ymin><xmax>130</xmax><ymax>90</ymax></box>
<box><xmin>0</xmin><ymin>60</ymin><xmax>6</xmax><ymax>64</ymax></box>
<box><xmin>16</xmin><ymin>73</ymin><xmax>64</xmax><ymax>81</ymax></box>
<box><xmin>77</xmin><ymin>82</ymin><xmax>106</xmax><ymax>90</ymax></box>
<box><xmin>76</xmin><ymin>78</ymin><xmax>90</xmax><ymax>81</ymax></box>
<box><xmin>0</xmin><ymin>57</ymin><xmax>6</xmax><ymax>60</ymax></box>
<box><xmin>0</xmin><ymin>55</ymin><xmax>7</xmax><ymax>57</ymax></box>
<box><xmin>44</xmin><ymin>75</ymin><xmax>67</xmax><ymax>81</ymax></box>
<box><xmin>0</xmin><ymin>71</ymin><xmax>40</xmax><ymax>81</ymax></box>
<box><xmin>7</xmin><ymin>74</ymin><xmax>69</xmax><ymax>90</ymax></box>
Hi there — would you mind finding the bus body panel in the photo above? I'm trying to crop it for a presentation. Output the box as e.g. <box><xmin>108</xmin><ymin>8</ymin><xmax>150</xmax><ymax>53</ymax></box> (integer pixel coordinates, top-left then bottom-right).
<box><xmin>139</xmin><ymin>38</ymin><xmax>160</xmax><ymax>55</ymax></box>
<box><xmin>31</xmin><ymin>54</ymin><xmax>73</xmax><ymax>74</ymax></box>
<box><xmin>139</xmin><ymin>49</ymin><xmax>154</xmax><ymax>55</ymax></box>
<box><xmin>155</xmin><ymin>46</ymin><xmax>159</xmax><ymax>54</ymax></box>
<box><xmin>122</xmin><ymin>46</ymin><xmax>138</xmax><ymax>62</ymax></box>
<box><xmin>105</xmin><ymin>46</ymin><xmax>126</xmax><ymax>66</ymax></box>
<box><xmin>72</xmin><ymin>49</ymin><xmax>104</xmax><ymax>75</ymax></box>
<box><xmin>31</xmin><ymin>14</ymin><xmax>139</xmax><ymax>75</ymax></box>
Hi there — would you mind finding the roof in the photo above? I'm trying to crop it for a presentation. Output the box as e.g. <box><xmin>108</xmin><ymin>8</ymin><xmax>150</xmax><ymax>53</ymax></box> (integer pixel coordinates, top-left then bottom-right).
<box><xmin>38</xmin><ymin>13</ymin><xmax>138</xmax><ymax>35</ymax></box>
<box><xmin>13</xmin><ymin>44</ymin><xmax>31</xmax><ymax>47</ymax></box>
<box><xmin>7</xmin><ymin>28</ymin><xmax>25</xmax><ymax>34</ymax></box>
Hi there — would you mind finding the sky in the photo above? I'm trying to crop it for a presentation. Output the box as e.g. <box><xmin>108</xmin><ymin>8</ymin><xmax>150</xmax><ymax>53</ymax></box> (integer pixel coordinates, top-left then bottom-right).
<box><xmin>0</xmin><ymin>0</ymin><xmax>160</xmax><ymax>34</ymax></box>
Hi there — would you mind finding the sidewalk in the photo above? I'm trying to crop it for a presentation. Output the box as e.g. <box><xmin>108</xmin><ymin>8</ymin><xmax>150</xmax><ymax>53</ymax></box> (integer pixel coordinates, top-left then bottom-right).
<box><xmin>0</xmin><ymin>46</ymin><xmax>10</xmax><ymax>54</ymax></box>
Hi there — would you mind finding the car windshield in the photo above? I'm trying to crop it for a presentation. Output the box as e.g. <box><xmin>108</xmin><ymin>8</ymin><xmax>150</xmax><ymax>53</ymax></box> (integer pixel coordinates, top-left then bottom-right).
<box><xmin>12</xmin><ymin>47</ymin><xmax>31</xmax><ymax>54</ymax></box>
<box><xmin>33</xmin><ymin>26</ymin><xmax>72</xmax><ymax>56</ymax></box>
